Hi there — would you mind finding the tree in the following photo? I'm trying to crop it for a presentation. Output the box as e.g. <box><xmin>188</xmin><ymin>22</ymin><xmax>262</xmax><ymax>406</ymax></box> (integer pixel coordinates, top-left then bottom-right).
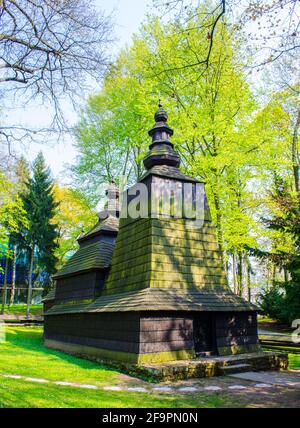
<box><xmin>73</xmin><ymin>6</ymin><xmax>297</xmax><ymax>297</ymax></box>
<box><xmin>53</xmin><ymin>184</ymin><xmax>97</xmax><ymax>269</ymax></box>
<box><xmin>0</xmin><ymin>167</ymin><xmax>27</xmax><ymax>313</ymax></box>
<box><xmin>259</xmin><ymin>177</ymin><xmax>300</xmax><ymax>323</ymax></box>
<box><xmin>18</xmin><ymin>152</ymin><xmax>58</xmax><ymax>318</ymax></box>
<box><xmin>0</xmin><ymin>0</ymin><xmax>113</xmax><ymax>152</ymax></box>
<box><xmin>155</xmin><ymin>1</ymin><xmax>300</xmax><ymax>69</ymax></box>
<box><xmin>9</xmin><ymin>157</ymin><xmax>30</xmax><ymax>305</ymax></box>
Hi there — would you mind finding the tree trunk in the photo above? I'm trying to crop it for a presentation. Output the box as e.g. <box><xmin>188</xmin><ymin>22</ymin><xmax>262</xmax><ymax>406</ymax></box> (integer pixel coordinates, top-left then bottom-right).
<box><xmin>26</xmin><ymin>246</ymin><xmax>35</xmax><ymax>320</ymax></box>
<box><xmin>247</xmin><ymin>257</ymin><xmax>251</xmax><ymax>303</ymax></box>
<box><xmin>284</xmin><ymin>268</ymin><xmax>289</xmax><ymax>283</ymax></box>
<box><xmin>212</xmin><ymin>185</ymin><xmax>226</xmax><ymax>271</ymax></box>
<box><xmin>1</xmin><ymin>256</ymin><xmax>9</xmax><ymax>315</ymax></box>
<box><xmin>272</xmin><ymin>263</ymin><xmax>276</xmax><ymax>288</ymax></box>
<box><xmin>232</xmin><ymin>253</ymin><xmax>238</xmax><ymax>294</ymax></box>
<box><xmin>9</xmin><ymin>244</ymin><xmax>17</xmax><ymax>306</ymax></box>
<box><xmin>237</xmin><ymin>251</ymin><xmax>243</xmax><ymax>297</ymax></box>
<box><xmin>292</xmin><ymin>109</ymin><xmax>300</xmax><ymax>194</ymax></box>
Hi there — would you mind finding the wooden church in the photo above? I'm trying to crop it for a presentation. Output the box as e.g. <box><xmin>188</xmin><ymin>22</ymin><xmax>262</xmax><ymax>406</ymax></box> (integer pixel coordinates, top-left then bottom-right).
<box><xmin>44</xmin><ymin>105</ymin><xmax>261</xmax><ymax>364</ymax></box>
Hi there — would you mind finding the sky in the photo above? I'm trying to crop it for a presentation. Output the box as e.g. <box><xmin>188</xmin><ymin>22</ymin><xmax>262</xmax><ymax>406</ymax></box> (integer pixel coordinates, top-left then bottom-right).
<box><xmin>19</xmin><ymin>0</ymin><xmax>151</xmax><ymax>184</ymax></box>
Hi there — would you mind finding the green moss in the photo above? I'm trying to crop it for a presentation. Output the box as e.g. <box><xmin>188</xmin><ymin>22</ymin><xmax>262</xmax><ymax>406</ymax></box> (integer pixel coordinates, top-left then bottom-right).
<box><xmin>45</xmin><ymin>339</ymin><xmax>140</xmax><ymax>364</ymax></box>
<box><xmin>218</xmin><ymin>344</ymin><xmax>262</xmax><ymax>356</ymax></box>
<box><xmin>45</xmin><ymin>339</ymin><xmax>196</xmax><ymax>364</ymax></box>
<box><xmin>138</xmin><ymin>349</ymin><xmax>195</xmax><ymax>364</ymax></box>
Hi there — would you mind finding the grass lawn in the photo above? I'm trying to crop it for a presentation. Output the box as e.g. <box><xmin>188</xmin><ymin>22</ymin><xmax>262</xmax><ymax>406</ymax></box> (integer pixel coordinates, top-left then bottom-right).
<box><xmin>0</xmin><ymin>327</ymin><xmax>237</xmax><ymax>408</ymax></box>
<box><xmin>2</xmin><ymin>304</ymin><xmax>43</xmax><ymax>316</ymax></box>
<box><xmin>0</xmin><ymin>376</ymin><xmax>231</xmax><ymax>408</ymax></box>
<box><xmin>289</xmin><ymin>353</ymin><xmax>300</xmax><ymax>370</ymax></box>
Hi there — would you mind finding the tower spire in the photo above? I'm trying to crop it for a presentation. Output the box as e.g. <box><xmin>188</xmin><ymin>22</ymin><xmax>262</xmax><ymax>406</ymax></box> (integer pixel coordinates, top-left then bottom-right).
<box><xmin>143</xmin><ymin>103</ymin><xmax>180</xmax><ymax>170</ymax></box>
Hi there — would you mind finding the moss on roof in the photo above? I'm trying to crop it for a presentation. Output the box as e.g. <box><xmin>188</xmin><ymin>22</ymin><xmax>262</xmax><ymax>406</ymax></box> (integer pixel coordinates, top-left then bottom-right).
<box><xmin>103</xmin><ymin>216</ymin><xmax>227</xmax><ymax>296</ymax></box>
<box><xmin>45</xmin><ymin>288</ymin><xmax>258</xmax><ymax>316</ymax></box>
<box><xmin>53</xmin><ymin>239</ymin><xmax>115</xmax><ymax>279</ymax></box>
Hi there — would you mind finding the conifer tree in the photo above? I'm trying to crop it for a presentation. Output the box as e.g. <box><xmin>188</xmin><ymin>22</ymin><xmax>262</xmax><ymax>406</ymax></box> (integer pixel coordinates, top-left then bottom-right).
<box><xmin>20</xmin><ymin>153</ymin><xmax>58</xmax><ymax>318</ymax></box>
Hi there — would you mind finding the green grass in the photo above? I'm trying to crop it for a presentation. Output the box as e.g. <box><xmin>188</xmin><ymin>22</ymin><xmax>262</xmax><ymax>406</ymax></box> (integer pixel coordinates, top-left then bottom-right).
<box><xmin>289</xmin><ymin>353</ymin><xmax>300</xmax><ymax>370</ymax></box>
<box><xmin>0</xmin><ymin>327</ymin><xmax>238</xmax><ymax>408</ymax></box>
<box><xmin>2</xmin><ymin>304</ymin><xmax>43</xmax><ymax>316</ymax></box>
<box><xmin>0</xmin><ymin>377</ymin><xmax>234</xmax><ymax>408</ymax></box>
<box><xmin>0</xmin><ymin>327</ymin><xmax>123</xmax><ymax>386</ymax></box>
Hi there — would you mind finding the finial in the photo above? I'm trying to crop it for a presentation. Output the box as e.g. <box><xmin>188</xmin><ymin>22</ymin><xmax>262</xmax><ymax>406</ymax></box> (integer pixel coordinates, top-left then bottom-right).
<box><xmin>144</xmin><ymin>104</ymin><xmax>180</xmax><ymax>170</ymax></box>
<box><xmin>154</xmin><ymin>102</ymin><xmax>168</xmax><ymax>123</ymax></box>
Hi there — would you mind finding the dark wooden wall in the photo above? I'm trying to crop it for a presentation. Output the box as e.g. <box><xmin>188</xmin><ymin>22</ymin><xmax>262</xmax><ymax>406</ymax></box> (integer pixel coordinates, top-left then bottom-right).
<box><xmin>44</xmin><ymin>310</ymin><xmax>259</xmax><ymax>361</ymax></box>
<box><xmin>43</xmin><ymin>300</ymin><xmax>55</xmax><ymax>313</ymax></box>
<box><xmin>140</xmin><ymin>311</ymin><xmax>194</xmax><ymax>354</ymax></box>
<box><xmin>44</xmin><ymin>312</ymin><xmax>140</xmax><ymax>354</ymax></box>
<box><xmin>55</xmin><ymin>270</ymin><xmax>107</xmax><ymax>302</ymax></box>
<box><xmin>215</xmin><ymin>311</ymin><xmax>259</xmax><ymax>349</ymax></box>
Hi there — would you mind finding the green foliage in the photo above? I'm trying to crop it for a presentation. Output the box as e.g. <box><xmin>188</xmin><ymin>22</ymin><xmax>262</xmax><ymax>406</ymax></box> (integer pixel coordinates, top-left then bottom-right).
<box><xmin>260</xmin><ymin>285</ymin><xmax>286</xmax><ymax>322</ymax></box>
<box><xmin>70</xmin><ymin>5</ymin><xmax>300</xmax><ymax>302</ymax></box>
<box><xmin>0</xmin><ymin>169</ymin><xmax>28</xmax><ymax>261</ymax></box>
<box><xmin>259</xmin><ymin>177</ymin><xmax>300</xmax><ymax>323</ymax></box>
<box><xmin>53</xmin><ymin>185</ymin><xmax>97</xmax><ymax>268</ymax></box>
<box><xmin>260</xmin><ymin>282</ymin><xmax>300</xmax><ymax>325</ymax></box>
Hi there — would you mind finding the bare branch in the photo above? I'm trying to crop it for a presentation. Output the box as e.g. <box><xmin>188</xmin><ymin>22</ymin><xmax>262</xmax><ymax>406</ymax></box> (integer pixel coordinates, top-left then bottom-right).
<box><xmin>0</xmin><ymin>0</ymin><xmax>113</xmax><ymax>152</ymax></box>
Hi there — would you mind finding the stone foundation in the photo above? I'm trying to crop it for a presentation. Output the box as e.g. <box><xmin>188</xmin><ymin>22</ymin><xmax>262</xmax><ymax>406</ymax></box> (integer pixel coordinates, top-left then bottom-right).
<box><xmin>44</xmin><ymin>338</ymin><xmax>288</xmax><ymax>382</ymax></box>
<box><xmin>137</xmin><ymin>352</ymin><xmax>288</xmax><ymax>381</ymax></box>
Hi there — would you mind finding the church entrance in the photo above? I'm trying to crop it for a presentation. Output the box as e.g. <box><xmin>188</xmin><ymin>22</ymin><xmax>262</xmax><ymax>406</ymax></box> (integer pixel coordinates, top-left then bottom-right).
<box><xmin>193</xmin><ymin>313</ymin><xmax>217</xmax><ymax>356</ymax></box>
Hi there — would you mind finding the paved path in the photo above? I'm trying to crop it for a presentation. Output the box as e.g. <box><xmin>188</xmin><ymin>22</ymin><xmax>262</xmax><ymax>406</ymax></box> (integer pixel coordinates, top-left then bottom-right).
<box><xmin>230</xmin><ymin>370</ymin><xmax>300</xmax><ymax>388</ymax></box>
<box><xmin>258</xmin><ymin>328</ymin><xmax>289</xmax><ymax>336</ymax></box>
<box><xmin>1</xmin><ymin>370</ymin><xmax>299</xmax><ymax>393</ymax></box>
<box><xmin>2</xmin><ymin>370</ymin><xmax>300</xmax><ymax>407</ymax></box>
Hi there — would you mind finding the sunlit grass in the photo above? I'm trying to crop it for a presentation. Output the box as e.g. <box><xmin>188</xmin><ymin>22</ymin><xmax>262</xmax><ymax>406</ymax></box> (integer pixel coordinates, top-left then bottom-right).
<box><xmin>2</xmin><ymin>304</ymin><xmax>43</xmax><ymax>316</ymax></box>
<box><xmin>0</xmin><ymin>326</ymin><xmax>122</xmax><ymax>386</ymax></box>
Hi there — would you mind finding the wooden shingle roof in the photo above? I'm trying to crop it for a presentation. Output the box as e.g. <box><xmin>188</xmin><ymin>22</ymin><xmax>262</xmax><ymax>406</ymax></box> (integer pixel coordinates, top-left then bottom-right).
<box><xmin>53</xmin><ymin>239</ymin><xmax>115</xmax><ymax>279</ymax></box>
<box><xmin>103</xmin><ymin>217</ymin><xmax>226</xmax><ymax>296</ymax></box>
<box><xmin>141</xmin><ymin>165</ymin><xmax>200</xmax><ymax>183</ymax></box>
<box><xmin>78</xmin><ymin>215</ymin><xmax>119</xmax><ymax>243</ymax></box>
<box><xmin>42</xmin><ymin>286</ymin><xmax>56</xmax><ymax>302</ymax></box>
<box><xmin>45</xmin><ymin>288</ymin><xmax>258</xmax><ymax>315</ymax></box>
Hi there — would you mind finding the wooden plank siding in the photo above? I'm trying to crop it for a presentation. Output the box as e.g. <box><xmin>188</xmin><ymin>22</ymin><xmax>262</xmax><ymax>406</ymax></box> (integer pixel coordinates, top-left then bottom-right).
<box><xmin>44</xmin><ymin>313</ymin><xmax>141</xmax><ymax>355</ymax></box>
<box><xmin>215</xmin><ymin>312</ymin><xmax>260</xmax><ymax>353</ymax></box>
<box><xmin>55</xmin><ymin>270</ymin><xmax>107</xmax><ymax>302</ymax></box>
